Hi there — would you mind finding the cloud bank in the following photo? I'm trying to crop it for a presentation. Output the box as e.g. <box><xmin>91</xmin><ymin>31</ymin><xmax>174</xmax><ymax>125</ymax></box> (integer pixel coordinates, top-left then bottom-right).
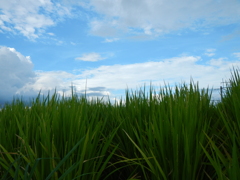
<box><xmin>1</xmin><ymin>46</ymin><xmax>240</xmax><ymax>104</ymax></box>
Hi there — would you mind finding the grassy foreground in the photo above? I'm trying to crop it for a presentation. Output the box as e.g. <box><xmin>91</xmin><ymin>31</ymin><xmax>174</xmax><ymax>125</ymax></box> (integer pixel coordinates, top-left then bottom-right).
<box><xmin>0</xmin><ymin>69</ymin><xmax>240</xmax><ymax>180</ymax></box>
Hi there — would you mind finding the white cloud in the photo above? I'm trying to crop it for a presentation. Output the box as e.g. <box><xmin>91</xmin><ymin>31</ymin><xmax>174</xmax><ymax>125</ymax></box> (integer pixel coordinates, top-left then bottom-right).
<box><xmin>204</xmin><ymin>49</ymin><xmax>216</xmax><ymax>57</ymax></box>
<box><xmin>0</xmin><ymin>0</ymin><xmax>71</xmax><ymax>39</ymax></box>
<box><xmin>16</xmin><ymin>70</ymin><xmax>79</xmax><ymax>99</ymax></box>
<box><xmin>87</xmin><ymin>0</ymin><xmax>240</xmax><ymax>37</ymax></box>
<box><xmin>75</xmin><ymin>52</ymin><xmax>106</xmax><ymax>62</ymax></box>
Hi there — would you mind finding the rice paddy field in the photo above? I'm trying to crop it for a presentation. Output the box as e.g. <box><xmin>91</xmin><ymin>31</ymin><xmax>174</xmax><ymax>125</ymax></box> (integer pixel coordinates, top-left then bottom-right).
<box><xmin>0</xmin><ymin>68</ymin><xmax>240</xmax><ymax>180</ymax></box>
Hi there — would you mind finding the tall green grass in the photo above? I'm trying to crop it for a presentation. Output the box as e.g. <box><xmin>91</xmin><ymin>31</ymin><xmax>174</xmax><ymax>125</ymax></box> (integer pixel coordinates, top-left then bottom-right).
<box><xmin>0</xmin><ymin>68</ymin><xmax>239</xmax><ymax>180</ymax></box>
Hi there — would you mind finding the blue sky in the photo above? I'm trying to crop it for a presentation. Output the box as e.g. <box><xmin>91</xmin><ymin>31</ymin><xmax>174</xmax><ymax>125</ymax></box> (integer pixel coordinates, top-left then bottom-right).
<box><xmin>1</xmin><ymin>0</ymin><xmax>240</xmax><ymax>104</ymax></box>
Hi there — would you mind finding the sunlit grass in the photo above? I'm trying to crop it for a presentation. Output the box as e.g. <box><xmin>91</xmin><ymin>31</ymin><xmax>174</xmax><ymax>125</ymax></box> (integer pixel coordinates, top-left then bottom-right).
<box><xmin>0</xmin><ymin>68</ymin><xmax>239</xmax><ymax>180</ymax></box>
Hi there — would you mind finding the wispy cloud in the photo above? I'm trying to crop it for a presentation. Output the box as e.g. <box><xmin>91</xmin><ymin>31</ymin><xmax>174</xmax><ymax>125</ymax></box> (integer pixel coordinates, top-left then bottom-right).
<box><xmin>75</xmin><ymin>52</ymin><xmax>106</xmax><ymax>62</ymax></box>
<box><xmin>47</xmin><ymin>32</ymin><xmax>55</xmax><ymax>36</ymax></box>
<box><xmin>233</xmin><ymin>52</ymin><xmax>240</xmax><ymax>59</ymax></box>
<box><xmin>204</xmin><ymin>49</ymin><xmax>216</xmax><ymax>57</ymax></box>
<box><xmin>221</xmin><ymin>29</ymin><xmax>240</xmax><ymax>42</ymax></box>
<box><xmin>103</xmin><ymin>38</ymin><xmax>119</xmax><ymax>43</ymax></box>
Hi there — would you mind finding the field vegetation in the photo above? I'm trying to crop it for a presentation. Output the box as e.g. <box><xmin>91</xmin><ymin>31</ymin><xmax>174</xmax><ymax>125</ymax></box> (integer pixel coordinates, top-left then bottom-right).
<box><xmin>0</xmin><ymin>68</ymin><xmax>240</xmax><ymax>180</ymax></box>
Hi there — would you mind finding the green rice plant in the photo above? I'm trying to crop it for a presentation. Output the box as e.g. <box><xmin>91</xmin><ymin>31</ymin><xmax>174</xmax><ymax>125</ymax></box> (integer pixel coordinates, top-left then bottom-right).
<box><xmin>114</xmin><ymin>82</ymin><xmax>216</xmax><ymax>179</ymax></box>
<box><xmin>202</xmin><ymin>67</ymin><xmax>240</xmax><ymax>179</ymax></box>
<box><xmin>0</xmin><ymin>91</ymin><xmax>118</xmax><ymax>180</ymax></box>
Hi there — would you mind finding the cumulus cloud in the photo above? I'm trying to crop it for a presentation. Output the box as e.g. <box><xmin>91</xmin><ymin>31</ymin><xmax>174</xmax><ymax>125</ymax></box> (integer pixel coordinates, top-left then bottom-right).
<box><xmin>75</xmin><ymin>52</ymin><xmax>106</xmax><ymax>62</ymax></box>
<box><xmin>87</xmin><ymin>0</ymin><xmax>240</xmax><ymax>37</ymax></box>
<box><xmin>0</xmin><ymin>46</ymin><xmax>36</xmax><ymax>104</ymax></box>
<box><xmin>0</xmin><ymin>0</ymin><xmax>71</xmax><ymax>39</ymax></box>
<box><xmin>0</xmin><ymin>47</ymin><xmax>66</xmax><ymax>103</ymax></box>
